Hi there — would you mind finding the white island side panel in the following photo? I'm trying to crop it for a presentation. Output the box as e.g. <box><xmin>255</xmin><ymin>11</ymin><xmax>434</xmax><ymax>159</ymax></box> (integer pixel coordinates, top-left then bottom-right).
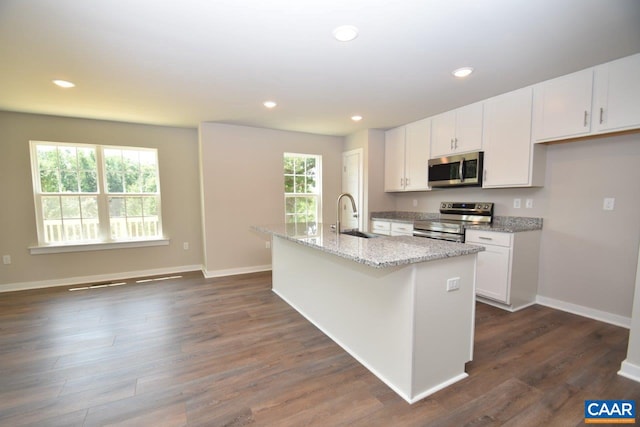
<box><xmin>271</xmin><ymin>236</ymin><xmax>477</xmax><ymax>403</ymax></box>
<box><xmin>272</xmin><ymin>236</ymin><xmax>415</xmax><ymax>397</ymax></box>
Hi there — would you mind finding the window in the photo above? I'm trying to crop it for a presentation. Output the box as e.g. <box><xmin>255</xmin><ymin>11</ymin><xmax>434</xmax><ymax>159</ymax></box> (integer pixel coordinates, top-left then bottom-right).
<box><xmin>284</xmin><ymin>153</ymin><xmax>321</xmax><ymax>227</ymax></box>
<box><xmin>30</xmin><ymin>141</ymin><xmax>162</xmax><ymax>246</ymax></box>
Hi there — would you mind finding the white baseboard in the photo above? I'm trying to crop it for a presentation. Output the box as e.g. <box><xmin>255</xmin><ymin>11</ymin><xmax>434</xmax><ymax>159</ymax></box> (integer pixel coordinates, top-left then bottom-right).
<box><xmin>203</xmin><ymin>264</ymin><xmax>271</xmax><ymax>278</ymax></box>
<box><xmin>0</xmin><ymin>264</ymin><xmax>203</xmax><ymax>293</ymax></box>
<box><xmin>618</xmin><ymin>360</ymin><xmax>640</xmax><ymax>383</ymax></box>
<box><xmin>536</xmin><ymin>295</ymin><xmax>631</xmax><ymax>329</ymax></box>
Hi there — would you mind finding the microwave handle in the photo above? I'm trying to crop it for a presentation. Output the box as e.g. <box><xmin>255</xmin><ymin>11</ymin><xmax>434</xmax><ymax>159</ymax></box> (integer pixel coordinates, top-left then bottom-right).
<box><xmin>459</xmin><ymin>157</ymin><xmax>465</xmax><ymax>182</ymax></box>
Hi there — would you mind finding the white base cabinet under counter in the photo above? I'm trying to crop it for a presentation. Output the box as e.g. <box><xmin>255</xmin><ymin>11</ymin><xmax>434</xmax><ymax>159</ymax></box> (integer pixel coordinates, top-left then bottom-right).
<box><xmin>466</xmin><ymin>229</ymin><xmax>541</xmax><ymax>311</ymax></box>
<box><xmin>371</xmin><ymin>220</ymin><xmax>414</xmax><ymax>237</ymax></box>
<box><xmin>371</xmin><ymin>220</ymin><xmax>392</xmax><ymax>236</ymax></box>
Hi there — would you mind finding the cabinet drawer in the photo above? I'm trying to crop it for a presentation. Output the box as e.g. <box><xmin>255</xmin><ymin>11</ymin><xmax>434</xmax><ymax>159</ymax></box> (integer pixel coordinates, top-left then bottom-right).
<box><xmin>391</xmin><ymin>222</ymin><xmax>413</xmax><ymax>234</ymax></box>
<box><xmin>465</xmin><ymin>230</ymin><xmax>512</xmax><ymax>247</ymax></box>
<box><xmin>371</xmin><ymin>220</ymin><xmax>392</xmax><ymax>236</ymax></box>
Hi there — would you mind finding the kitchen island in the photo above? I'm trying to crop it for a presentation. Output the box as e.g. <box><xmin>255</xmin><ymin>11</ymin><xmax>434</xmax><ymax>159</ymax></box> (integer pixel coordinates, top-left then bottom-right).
<box><xmin>252</xmin><ymin>223</ymin><xmax>483</xmax><ymax>404</ymax></box>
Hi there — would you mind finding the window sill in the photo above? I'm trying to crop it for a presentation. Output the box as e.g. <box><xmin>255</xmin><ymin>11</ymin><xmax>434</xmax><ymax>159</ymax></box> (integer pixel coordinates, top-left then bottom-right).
<box><xmin>29</xmin><ymin>238</ymin><xmax>170</xmax><ymax>255</ymax></box>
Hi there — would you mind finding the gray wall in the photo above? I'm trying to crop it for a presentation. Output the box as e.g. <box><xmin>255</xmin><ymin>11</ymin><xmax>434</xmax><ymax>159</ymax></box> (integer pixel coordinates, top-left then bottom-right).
<box><xmin>395</xmin><ymin>132</ymin><xmax>640</xmax><ymax>319</ymax></box>
<box><xmin>199</xmin><ymin>122</ymin><xmax>343</xmax><ymax>276</ymax></box>
<box><xmin>0</xmin><ymin>111</ymin><xmax>203</xmax><ymax>289</ymax></box>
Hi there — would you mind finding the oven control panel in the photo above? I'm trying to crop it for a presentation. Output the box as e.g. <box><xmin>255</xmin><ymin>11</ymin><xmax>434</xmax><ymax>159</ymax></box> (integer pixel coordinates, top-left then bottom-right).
<box><xmin>440</xmin><ymin>202</ymin><xmax>493</xmax><ymax>215</ymax></box>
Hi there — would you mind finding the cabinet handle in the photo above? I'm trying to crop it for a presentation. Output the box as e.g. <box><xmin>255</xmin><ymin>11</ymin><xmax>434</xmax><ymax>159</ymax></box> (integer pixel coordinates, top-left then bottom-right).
<box><xmin>483</xmin><ymin>169</ymin><xmax>487</xmax><ymax>182</ymax></box>
<box><xmin>454</xmin><ymin>137</ymin><xmax>458</xmax><ymax>149</ymax></box>
<box><xmin>406</xmin><ymin>177</ymin><xmax>410</xmax><ymax>186</ymax></box>
<box><xmin>450</xmin><ymin>138</ymin><xmax>454</xmax><ymax>150</ymax></box>
<box><xmin>599</xmin><ymin>107</ymin><xmax>604</xmax><ymax>124</ymax></box>
<box><xmin>583</xmin><ymin>110</ymin><xmax>588</xmax><ymax>127</ymax></box>
<box><xmin>478</xmin><ymin>236</ymin><xmax>493</xmax><ymax>241</ymax></box>
<box><xmin>400</xmin><ymin>178</ymin><xmax>404</xmax><ymax>187</ymax></box>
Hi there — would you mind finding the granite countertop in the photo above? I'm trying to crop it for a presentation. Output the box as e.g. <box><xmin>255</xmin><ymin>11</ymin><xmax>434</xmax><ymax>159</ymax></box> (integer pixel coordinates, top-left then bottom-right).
<box><xmin>371</xmin><ymin>211</ymin><xmax>543</xmax><ymax>233</ymax></box>
<box><xmin>252</xmin><ymin>223</ymin><xmax>483</xmax><ymax>268</ymax></box>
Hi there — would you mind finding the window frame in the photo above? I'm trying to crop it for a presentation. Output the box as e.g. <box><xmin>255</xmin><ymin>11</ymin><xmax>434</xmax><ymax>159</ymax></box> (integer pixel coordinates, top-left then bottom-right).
<box><xmin>29</xmin><ymin>140</ymin><xmax>164</xmax><ymax>252</ymax></box>
<box><xmin>283</xmin><ymin>152</ymin><xmax>322</xmax><ymax>229</ymax></box>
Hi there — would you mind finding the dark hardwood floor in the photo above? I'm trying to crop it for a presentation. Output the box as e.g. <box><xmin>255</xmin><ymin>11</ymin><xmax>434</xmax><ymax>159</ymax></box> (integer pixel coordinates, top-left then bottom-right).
<box><xmin>1</xmin><ymin>271</ymin><xmax>639</xmax><ymax>426</ymax></box>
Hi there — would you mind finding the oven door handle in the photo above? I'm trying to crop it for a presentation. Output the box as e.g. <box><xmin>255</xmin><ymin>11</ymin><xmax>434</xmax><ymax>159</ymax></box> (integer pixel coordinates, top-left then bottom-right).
<box><xmin>459</xmin><ymin>157</ymin><xmax>465</xmax><ymax>183</ymax></box>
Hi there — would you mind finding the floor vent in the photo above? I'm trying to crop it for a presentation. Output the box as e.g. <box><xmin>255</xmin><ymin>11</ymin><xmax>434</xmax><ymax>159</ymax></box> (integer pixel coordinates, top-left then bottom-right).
<box><xmin>68</xmin><ymin>275</ymin><xmax>182</xmax><ymax>291</ymax></box>
<box><xmin>69</xmin><ymin>281</ymin><xmax>127</xmax><ymax>291</ymax></box>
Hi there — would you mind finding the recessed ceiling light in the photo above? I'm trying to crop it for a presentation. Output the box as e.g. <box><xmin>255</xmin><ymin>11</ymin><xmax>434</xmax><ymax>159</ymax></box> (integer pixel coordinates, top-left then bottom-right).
<box><xmin>263</xmin><ymin>101</ymin><xmax>277</xmax><ymax>109</ymax></box>
<box><xmin>452</xmin><ymin>67</ymin><xmax>474</xmax><ymax>78</ymax></box>
<box><xmin>351</xmin><ymin>115</ymin><xmax>363</xmax><ymax>122</ymax></box>
<box><xmin>333</xmin><ymin>25</ymin><xmax>359</xmax><ymax>42</ymax></box>
<box><xmin>52</xmin><ymin>79</ymin><xmax>75</xmax><ymax>88</ymax></box>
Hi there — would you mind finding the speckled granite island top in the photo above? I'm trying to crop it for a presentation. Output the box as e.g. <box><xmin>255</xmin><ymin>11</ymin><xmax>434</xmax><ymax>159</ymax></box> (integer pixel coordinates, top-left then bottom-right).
<box><xmin>252</xmin><ymin>223</ymin><xmax>483</xmax><ymax>268</ymax></box>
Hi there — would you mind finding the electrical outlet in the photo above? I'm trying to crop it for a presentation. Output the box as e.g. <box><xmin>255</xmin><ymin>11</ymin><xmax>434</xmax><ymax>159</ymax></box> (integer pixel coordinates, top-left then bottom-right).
<box><xmin>513</xmin><ymin>198</ymin><xmax>521</xmax><ymax>209</ymax></box>
<box><xmin>183</xmin><ymin>242</ymin><xmax>189</xmax><ymax>250</ymax></box>
<box><xmin>446</xmin><ymin>277</ymin><xmax>460</xmax><ymax>292</ymax></box>
<box><xmin>525</xmin><ymin>198</ymin><xmax>533</xmax><ymax>209</ymax></box>
<box><xmin>265</xmin><ymin>241</ymin><xmax>271</xmax><ymax>249</ymax></box>
<box><xmin>412</xmin><ymin>199</ymin><xmax>418</xmax><ymax>207</ymax></box>
<box><xmin>603</xmin><ymin>198</ymin><xmax>615</xmax><ymax>211</ymax></box>
<box><xmin>2</xmin><ymin>255</ymin><xmax>11</xmax><ymax>265</ymax></box>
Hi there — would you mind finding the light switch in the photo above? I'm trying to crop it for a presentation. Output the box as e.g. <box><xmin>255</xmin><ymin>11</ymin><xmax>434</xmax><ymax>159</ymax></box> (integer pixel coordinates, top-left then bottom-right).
<box><xmin>446</xmin><ymin>277</ymin><xmax>460</xmax><ymax>292</ymax></box>
<box><xmin>603</xmin><ymin>198</ymin><xmax>615</xmax><ymax>211</ymax></box>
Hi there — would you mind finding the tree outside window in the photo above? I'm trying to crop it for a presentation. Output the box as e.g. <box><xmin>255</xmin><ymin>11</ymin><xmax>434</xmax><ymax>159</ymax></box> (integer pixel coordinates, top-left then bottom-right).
<box><xmin>31</xmin><ymin>141</ymin><xmax>162</xmax><ymax>245</ymax></box>
<box><xmin>284</xmin><ymin>153</ymin><xmax>321</xmax><ymax>232</ymax></box>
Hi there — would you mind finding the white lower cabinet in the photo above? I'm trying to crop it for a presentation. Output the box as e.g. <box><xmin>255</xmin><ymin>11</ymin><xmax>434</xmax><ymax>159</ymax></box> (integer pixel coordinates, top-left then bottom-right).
<box><xmin>466</xmin><ymin>229</ymin><xmax>540</xmax><ymax>311</ymax></box>
<box><xmin>391</xmin><ymin>222</ymin><xmax>413</xmax><ymax>236</ymax></box>
<box><xmin>371</xmin><ymin>220</ymin><xmax>413</xmax><ymax>236</ymax></box>
<box><xmin>371</xmin><ymin>220</ymin><xmax>391</xmax><ymax>236</ymax></box>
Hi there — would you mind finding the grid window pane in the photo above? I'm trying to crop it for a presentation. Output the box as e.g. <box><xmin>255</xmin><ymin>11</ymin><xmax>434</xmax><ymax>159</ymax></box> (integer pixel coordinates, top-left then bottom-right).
<box><xmin>284</xmin><ymin>153</ymin><xmax>321</xmax><ymax>228</ymax></box>
<box><xmin>32</xmin><ymin>141</ymin><xmax>162</xmax><ymax>245</ymax></box>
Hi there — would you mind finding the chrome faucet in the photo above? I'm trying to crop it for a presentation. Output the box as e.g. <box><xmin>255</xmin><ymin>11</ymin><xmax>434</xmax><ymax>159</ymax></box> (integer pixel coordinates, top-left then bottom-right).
<box><xmin>336</xmin><ymin>192</ymin><xmax>357</xmax><ymax>233</ymax></box>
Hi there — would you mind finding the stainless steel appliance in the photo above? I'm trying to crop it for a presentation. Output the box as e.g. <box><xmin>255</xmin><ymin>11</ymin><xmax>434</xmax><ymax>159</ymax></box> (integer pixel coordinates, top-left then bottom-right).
<box><xmin>428</xmin><ymin>151</ymin><xmax>483</xmax><ymax>188</ymax></box>
<box><xmin>413</xmin><ymin>202</ymin><xmax>493</xmax><ymax>242</ymax></box>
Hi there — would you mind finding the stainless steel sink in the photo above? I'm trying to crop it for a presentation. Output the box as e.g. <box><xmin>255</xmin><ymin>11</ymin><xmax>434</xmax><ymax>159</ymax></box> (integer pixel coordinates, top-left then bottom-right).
<box><xmin>340</xmin><ymin>230</ymin><xmax>379</xmax><ymax>239</ymax></box>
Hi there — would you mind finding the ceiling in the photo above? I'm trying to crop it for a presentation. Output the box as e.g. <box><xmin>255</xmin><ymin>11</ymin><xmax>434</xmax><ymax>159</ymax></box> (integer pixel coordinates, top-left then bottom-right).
<box><xmin>1</xmin><ymin>0</ymin><xmax>639</xmax><ymax>136</ymax></box>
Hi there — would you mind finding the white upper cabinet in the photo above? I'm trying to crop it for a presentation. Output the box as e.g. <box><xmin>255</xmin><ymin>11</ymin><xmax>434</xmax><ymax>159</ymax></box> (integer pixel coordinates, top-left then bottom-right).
<box><xmin>483</xmin><ymin>87</ymin><xmax>545</xmax><ymax>188</ymax></box>
<box><xmin>384</xmin><ymin>126</ymin><xmax>406</xmax><ymax>192</ymax></box>
<box><xmin>404</xmin><ymin>118</ymin><xmax>430</xmax><ymax>191</ymax></box>
<box><xmin>430</xmin><ymin>101</ymin><xmax>483</xmax><ymax>157</ymax></box>
<box><xmin>532</xmin><ymin>68</ymin><xmax>594</xmax><ymax>142</ymax></box>
<box><xmin>384</xmin><ymin>119</ymin><xmax>430</xmax><ymax>192</ymax></box>
<box><xmin>592</xmin><ymin>53</ymin><xmax>640</xmax><ymax>134</ymax></box>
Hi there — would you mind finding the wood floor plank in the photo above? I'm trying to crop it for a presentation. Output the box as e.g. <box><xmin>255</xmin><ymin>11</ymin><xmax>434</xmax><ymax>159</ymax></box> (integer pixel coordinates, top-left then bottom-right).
<box><xmin>1</xmin><ymin>270</ymin><xmax>639</xmax><ymax>426</ymax></box>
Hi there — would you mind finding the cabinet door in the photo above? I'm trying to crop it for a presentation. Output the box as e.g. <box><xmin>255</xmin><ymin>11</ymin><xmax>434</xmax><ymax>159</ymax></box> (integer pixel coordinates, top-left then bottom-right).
<box><xmin>390</xmin><ymin>222</ymin><xmax>414</xmax><ymax>236</ymax></box>
<box><xmin>404</xmin><ymin>118</ymin><xmax>430</xmax><ymax>191</ymax></box>
<box><xmin>532</xmin><ymin>68</ymin><xmax>593</xmax><ymax>142</ymax></box>
<box><xmin>430</xmin><ymin>110</ymin><xmax>456</xmax><ymax>157</ymax></box>
<box><xmin>483</xmin><ymin>87</ymin><xmax>533</xmax><ymax>187</ymax></box>
<box><xmin>474</xmin><ymin>244</ymin><xmax>511</xmax><ymax>303</ymax></box>
<box><xmin>371</xmin><ymin>220</ymin><xmax>392</xmax><ymax>236</ymax></box>
<box><xmin>593</xmin><ymin>53</ymin><xmax>640</xmax><ymax>133</ymax></box>
<box><xmin>455</xmin><ymin>101</ymin><xmax>483</xmax><ymax>153</ymax></box>
<box><xmin>384</xmin><ymin>126</ymin><xmax>406</xmax><ymax>192</ymax></box>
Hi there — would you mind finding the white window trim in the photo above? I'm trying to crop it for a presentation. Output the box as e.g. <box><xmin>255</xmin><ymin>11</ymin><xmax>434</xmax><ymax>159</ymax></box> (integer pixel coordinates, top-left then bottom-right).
<box><xmin>283</xmin><ymin>152</ymin><xmax>322</xmax><ymax>225</ymax></box>
<box><xmin>29</xmin><ymin>140</ymin><xmax>164</xmax><ymax>249</ymax></box>
<box><xmin>29</xmin><ymin>238</ymin><xmax>170</xmax><ymax>255</ymax></box>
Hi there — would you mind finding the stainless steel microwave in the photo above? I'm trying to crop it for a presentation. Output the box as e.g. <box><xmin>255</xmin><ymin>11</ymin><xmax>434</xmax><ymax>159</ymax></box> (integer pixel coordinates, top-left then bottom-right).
<box><xmin>428</xmin><ymin>151</ymin><xmax>483</xmax><ymax>188</ymax></box>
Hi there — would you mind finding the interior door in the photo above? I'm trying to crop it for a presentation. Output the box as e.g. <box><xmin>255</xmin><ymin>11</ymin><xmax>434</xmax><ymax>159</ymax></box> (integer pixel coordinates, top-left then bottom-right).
<box><xmin>342</xmin><ymin>148</ymin><xmax>363</xmax><ymax>231</ymax></box>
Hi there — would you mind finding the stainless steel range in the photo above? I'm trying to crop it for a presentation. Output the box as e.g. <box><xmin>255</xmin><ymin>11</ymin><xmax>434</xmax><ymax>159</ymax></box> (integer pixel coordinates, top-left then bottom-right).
<box><xmin>413</xmin><ymin>202</ymin><xmax>494</xmax><ymax>242</ymax></box>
